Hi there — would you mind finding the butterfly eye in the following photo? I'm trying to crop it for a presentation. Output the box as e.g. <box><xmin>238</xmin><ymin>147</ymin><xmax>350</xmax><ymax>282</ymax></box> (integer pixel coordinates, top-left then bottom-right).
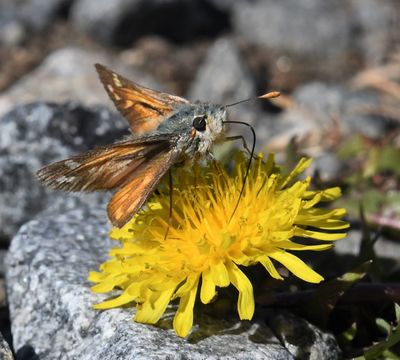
<box><xmin>193</xmin><ymin>115</ymin><xmax>207</xmax><ymax>131</ymax></box>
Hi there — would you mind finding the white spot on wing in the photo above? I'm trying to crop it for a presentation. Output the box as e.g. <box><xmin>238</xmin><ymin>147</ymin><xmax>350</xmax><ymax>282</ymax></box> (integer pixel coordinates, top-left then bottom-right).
<box><xmin>65</xmin><ymin>160</ymin><xmax>80</xmax><ymax>170</ymax></box>
<box><xmin>112</xmin><ymin>74</ymin><xmax>122</xmax><ymax>87</ymax></box>
<box><xmin>107</xmin><ymin>83</ymin><xmax>121</xmax><ymax>100</ymax></box>
<box><xmin>56</xmin><ymin>176</ymin><xmax>76</xmax><ymax>184</ymax></box>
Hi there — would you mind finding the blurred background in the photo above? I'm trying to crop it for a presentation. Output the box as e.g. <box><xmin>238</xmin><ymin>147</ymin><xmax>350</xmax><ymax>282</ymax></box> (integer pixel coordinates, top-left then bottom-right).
<box><xmin>1</xmin><ymin>0</ymin><xmax>400</xmax><ymax>357</ymax></box>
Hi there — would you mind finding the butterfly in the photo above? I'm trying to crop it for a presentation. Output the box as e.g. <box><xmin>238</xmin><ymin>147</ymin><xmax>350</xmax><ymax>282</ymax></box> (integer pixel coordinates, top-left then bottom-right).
<box><xmin>37</xmin><ymin>64</ymin><xmax>279</xmax><ymax>228</ymax></box>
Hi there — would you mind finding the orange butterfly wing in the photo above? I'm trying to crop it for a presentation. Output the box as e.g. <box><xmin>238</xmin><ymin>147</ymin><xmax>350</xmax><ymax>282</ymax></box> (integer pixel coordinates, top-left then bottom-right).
<box><xmin>107</xmin><ymin>149</ymin><xmax>179</xmax><ymax>227</ymax></box>
<box><xmin>36</xmin><ymin>137</ymin><xmax>171</xmax><ymax>192</ymax></box>
<box><xmin>95</xmin><ymin>63</ymin><xmax>189</xmax><ymax>134</ymax></box>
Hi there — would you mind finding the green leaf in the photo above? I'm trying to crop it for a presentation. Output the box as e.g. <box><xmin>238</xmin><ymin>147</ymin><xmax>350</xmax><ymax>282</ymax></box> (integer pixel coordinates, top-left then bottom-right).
<box><xmin>361</xmin><ymin>189</ymin><xmax>385</xmax><ymax>214</ymax></box>
<box><xmin>376</xmin><ymin>318</ymin><xmax>391</xmax><ymax>335</ymax></box>
<box><xmin>364</xmin><ymin>303</ymin><xmax>400</xmax><ymax>360</ymax></box>
<box><xmin>377</xmin><ymin>146</ymin><xmax>400</xmax><ymax>178</ymax></box>
<box><xmin>341</xmin><ymin>322</ymin><xmax>358</xmax><ymax>342</ymax></box>
<box><xmin>338</xmin><ymin>135</ymin><xmax>364</xmax><ymax>160</ymax></box>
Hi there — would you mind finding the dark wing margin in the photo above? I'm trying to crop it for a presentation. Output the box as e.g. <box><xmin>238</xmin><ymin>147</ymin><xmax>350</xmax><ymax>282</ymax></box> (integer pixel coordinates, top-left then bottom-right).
<box><xmin>95</xmin><ymin>63</ymin><xmax>189</xmax><ymax>134</ymax></box>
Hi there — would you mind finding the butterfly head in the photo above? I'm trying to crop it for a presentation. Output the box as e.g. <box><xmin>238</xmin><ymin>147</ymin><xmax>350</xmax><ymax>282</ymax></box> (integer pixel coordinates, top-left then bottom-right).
<box><xmin>184</xmin><ymin>103</ymin><xmax>226</xmax><ymax>157</ymax></box>
<box><xmin>192</xmin><ymin>104</ymin><xmax>226</xmax><ymax>139</ymax></box>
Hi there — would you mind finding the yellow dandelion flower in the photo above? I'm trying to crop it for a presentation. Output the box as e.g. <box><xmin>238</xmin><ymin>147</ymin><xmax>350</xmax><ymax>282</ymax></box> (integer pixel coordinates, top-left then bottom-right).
<box><xmin>89</xmin><ymin>153</ymin><xmax>349</xmax><ymax>337</ymax></box>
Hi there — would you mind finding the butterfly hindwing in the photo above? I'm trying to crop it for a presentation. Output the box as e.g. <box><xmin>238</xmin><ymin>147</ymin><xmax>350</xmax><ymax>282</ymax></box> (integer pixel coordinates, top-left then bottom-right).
<box><xmin>95</xmin><ymin>63</ymin><xmax>189</xmax><ymax>134</ymax></box>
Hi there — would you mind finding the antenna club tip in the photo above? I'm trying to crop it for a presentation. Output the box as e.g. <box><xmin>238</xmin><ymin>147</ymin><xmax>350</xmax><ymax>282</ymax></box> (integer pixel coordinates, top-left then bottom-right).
<box><xmin>259</xmin><ymin>91</ymin><xmax>281</xmax><ymax>99</ymax></box>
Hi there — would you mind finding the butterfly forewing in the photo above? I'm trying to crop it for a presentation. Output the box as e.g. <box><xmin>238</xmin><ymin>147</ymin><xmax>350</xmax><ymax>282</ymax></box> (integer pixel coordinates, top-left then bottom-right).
<box><xmin>36</xmin><ymin>137</ymin><xmax>172</xmax><ymax>192</ymax></box>
<box><xmin>107</xmin><ymin>149</ymin><xmax>179</xmax><ymax>227</ymax></box>
<box><xmin>95</xmin><ymin>64</ymin><xmax>189</xmax><ymax>134</ymax></box>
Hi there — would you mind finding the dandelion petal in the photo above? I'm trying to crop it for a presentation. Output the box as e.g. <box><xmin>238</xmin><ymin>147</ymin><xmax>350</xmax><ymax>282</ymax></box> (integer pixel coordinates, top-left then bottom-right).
<box><xmin>269</xmin><ymin>250</ymin><xmax>324</xmax><ymax>283</ymax></box>
<box><xmin>94</xmin><ymin>291</ymin><xmax>136</xmax><ymax>309</ymax></box>
<box><xmin>259</xmin><ymin>257</ymin><xmax>283</xmax><ymax>280</ymax></box>
<box><xmin>210</xmin><ymin>261</ymin><xmax>230</xmax><ymax>287</ymax></box>
<box><xmin>227</xmin><ymin>261</ymin><xmax>254</xmax><ymax>320</ymax></box>
<box><xmin>173</xmin><ymin>276</ymin><xmax>199</xmax><ymax>337</ymax></box>
<box><xmin>135</xmin><ymin>288</ymin><xmax>175</xmax><ymax>324</ymax></box>
<box><xmin>200</xmin><ymin>268</ymin><xmax>216</xmax><ymax>304</ymax></box>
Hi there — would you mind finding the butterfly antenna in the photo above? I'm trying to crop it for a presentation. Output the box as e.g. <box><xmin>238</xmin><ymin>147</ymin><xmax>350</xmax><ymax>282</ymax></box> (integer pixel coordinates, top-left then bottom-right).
<box><xmin>222</xmin><ymin>120</ymin><xmax>256</xmax><ymax>224</ymax></box>
<box><xmin>225</xmin><ymin>91</ymin><xmax>280</xmax><ymax>108</ymax></box>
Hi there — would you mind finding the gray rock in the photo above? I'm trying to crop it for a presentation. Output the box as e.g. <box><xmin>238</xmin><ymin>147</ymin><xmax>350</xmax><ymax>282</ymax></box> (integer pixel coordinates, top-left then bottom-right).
<box><xmin>188</xmin><ymin>37</ymin><xmax>255</xmax><ymax>106</ymax></box>
<box><xmin>0</xmin><ymin>276</ymin><xmax>5</xmax><ymax>308</ymax></box>
<box><xmin>260</xmin><ymin>104</ymin><xmax>317</xmax><ymax>154</ymax></box>
<box><xmin>6</xmin><ymin>201</ymin><xmax>341</xmax><ymax>359</ymax></box>
<box><xmin>19</xmin><ymin>0</ymin><xmax>73</xmax><ymax>32</ymax></box>
<box><xmin>292</xmin><ymin>82</ymin><xmax>346</xmax><ymax>128</ymax></box>
<box><xmin>70</xmin><ymin>0</ymin><xmax>230</xmax><ymax>46</ymax></box>
<box><xmin>269</xmin><ymin>312</ymin><xmax>341</xmax><ymax>359</ymax></box>
<box><xmin>0</xmin><ymin>47</ymin><xmax>162</xmax><ymax>117</ymax></box>
<box><xmin>233</xmin><ymin>0</ymin><xmax>352</xmax><ymax>59</ymax></box>
<box><xmin>0</xmin><ymin>331</ymin><xmax>13</xmax><ymax>360</ymax></box>
<box><xmin>267</xmin><ymin>82</ymin><xmax>386</xmax><ymax>149</ymax></box>
<box><xmin>344</xmin><ymin>90</ymin><xmax>387</xmax><ymax>139</ymax></box>
<box><xmin>310</xmin><ymin>152</ymin><xmax>343</xmax><ymax>182</ymax></box>
<box><xmin>350</xmin><ymin>0</ymin><xmax>399</xmax><ymax>65</ymax></box>
<box><xmin>264</xmin><ymin>82</ymin><xmax>344</xmax><ymax>149</ymax></box>
<box><xmin>0</xmin><ymin>0</ymin><xmax>72</xmax><ymax>36</ymax></box>
<box><xmin>0</xmin><ymin>10</ymin><xmax>26</xmax><ymax>46</ymax></box>
<box><xmin>188</xmin><ymin>37</ymin><xmax>262</xmax><ymax>149</ymax></box>
<box><xmin>0</xmin><ymin>250</ymin><xmax>6</xmax><ymax>278</ymax></box>
<box><xmin>0</xmin><ymin>249</ymin><xmax>7</xmax><ymax>282</ymax></box>
<box><xmin>0</xmin><ymin>102</ymin><xmax>128</xmax><ymax>242</ymax></box>
<box><xmin>335</xmin><ymin>230</ymin><xmax>400</xmax><ymax>264</ymax></box>
<box><xmin>295</xmin><ymin>82</ymin><xmax>387</xmax><ymax>138</ymax></box>
<box><xmin>70</xmin><ymin>0</ymin><xmax>141</xmax><ymax>45</ymax></box>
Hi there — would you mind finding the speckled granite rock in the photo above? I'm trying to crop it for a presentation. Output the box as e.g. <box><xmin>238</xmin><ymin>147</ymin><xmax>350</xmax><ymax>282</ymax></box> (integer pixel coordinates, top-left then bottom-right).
<box><xmin>188</xmin><ymin>37</ymin><xmax>272</xmax><ymax>150</ymax></box>
<box><xmin>268</xmin><ymin>312</ymin><xmax>341</xmax><ymax>359</ymax></box>
<box><xmin>291</xmin><ymin>82</ymin><xmax>385</xmax><ymax>138</ymax></box>
<box><xmin>0</xmin><ymin>331</ymin><xmax>13</xmax><ymax>360</ymax></box>
<box><xmin>6</xmin><ymin>200</ymin><xmax>342</xmax><ymax>359</ymax></box>
<box><xmin>350</xmin><ymin>0</ymin><xmax>399</xmax><ymax>65</ymax></box>
<box><xmin>265</xmin><ymin>81</ymin><xmax>388</xmax><ymax>152</ymax></box>
<box><xmin>188</xmin><ymin>37</ymin><xmax>255</xmax><ymax>109</ymax></box>
<box><xmin>0</xmin><ymin>0</ymin><xmax>72</xmax><ymax>39</ymax></box>
<box><xmin>0</xmin><ymin>47</ymin><xmax>162</xmax><ymax>117</ymax></box>
<box><xmin>233</xmin><ymin>0</ymin><xmax>352</xmax><ymax>60</ymax></box>
<box><xmin>0</xmin><ymin>102</ymin><xmax>128</xmax><ymax>242</ymax></box>
<box><xmin>335</xmin><ymin>230</ymin><xmax>400</xmax><ymax>265</ymax></box>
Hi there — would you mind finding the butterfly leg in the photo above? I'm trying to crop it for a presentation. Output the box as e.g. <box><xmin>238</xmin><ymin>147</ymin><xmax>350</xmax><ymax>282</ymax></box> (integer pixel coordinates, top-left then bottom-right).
<box><xmin>164</xmin><ymin>169</ymin><xmax>173</xmax><ymax>241</ymax></box>
<box><xmin>224</xmin><ymin>135</ymin><xmax>261</xmax><ymax>160</ymax></box>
